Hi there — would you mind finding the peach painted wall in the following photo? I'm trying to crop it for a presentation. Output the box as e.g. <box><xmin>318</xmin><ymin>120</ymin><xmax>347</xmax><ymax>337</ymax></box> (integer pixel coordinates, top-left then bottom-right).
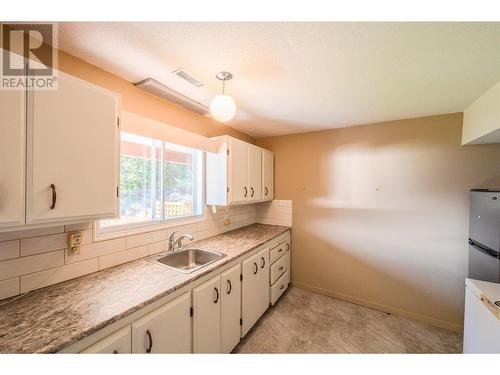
<box><xmin>57</xmin><ymin>50</ymin><xmax>254</xmax><ymax>143</ymax></box>
<box><xmin>256</xmin><ymin>113</ymin><xmax>500</xmax><ymax>331</ymax></box>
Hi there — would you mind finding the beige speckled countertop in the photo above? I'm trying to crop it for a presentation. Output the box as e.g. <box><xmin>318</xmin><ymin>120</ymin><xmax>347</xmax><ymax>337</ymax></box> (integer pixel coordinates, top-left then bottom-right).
<box><xmin>0</xmin><ymin>224</ymin><xmax>290</xmax><ymax>353</ymax></box>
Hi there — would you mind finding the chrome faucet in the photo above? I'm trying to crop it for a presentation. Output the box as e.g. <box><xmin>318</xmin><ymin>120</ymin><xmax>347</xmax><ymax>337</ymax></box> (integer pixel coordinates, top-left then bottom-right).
<box><xmin>168</xmin><ymin>231</ymin><xmax>194</xmax><ymax>252</ymax></box>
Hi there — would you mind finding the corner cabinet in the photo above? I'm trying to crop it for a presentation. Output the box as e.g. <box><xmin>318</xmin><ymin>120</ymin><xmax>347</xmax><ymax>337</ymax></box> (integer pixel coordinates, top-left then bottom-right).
<box><xmin>206</xmin><ymin>135</ymin><xmax>274</xmax><ymax>206</ymax></box>
<box><xmin>0</xmin><ymin>69</ymin><xmax>120</xmax><ymax>232</ymax></box>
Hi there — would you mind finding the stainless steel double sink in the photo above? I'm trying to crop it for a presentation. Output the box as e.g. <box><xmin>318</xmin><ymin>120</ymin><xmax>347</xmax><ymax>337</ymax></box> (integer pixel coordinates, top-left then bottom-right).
<box><xmin>152</xmin><ymin>248</ymin><xmax>226</xmax><ymax>273</ymax></box>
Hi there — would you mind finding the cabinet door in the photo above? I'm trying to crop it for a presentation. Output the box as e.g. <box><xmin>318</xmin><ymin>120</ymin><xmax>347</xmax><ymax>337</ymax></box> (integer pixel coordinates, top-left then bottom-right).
<box><xmin>241</xmin><ymin>247</ymin><xmax>270</xmax><ymax>337</ymax></box>
<box><xmin>221</xmin><ymin>264</ymin><xmax>241</xmax><ymax>353</ymax></box>
<box><xmin>0</xmin><ymin>89</ymin><xmax>25</xmax><ymax>228</ymax></box>
<box><xmin>262</xmin><ymin>149</ymin><xmax>274</xmax><ymax>200</ymax></box>
<box><xmin>27</xmin><ymin>71</ymin><xmax>119</xmax><ymax>225</ymax></box>
<box><xmin>132</xmin><ymin>292</ymin><xmax>191</xmax><ymax>353</ymax></box>
<box><xmin>248</xmin><ymin>145</ymin><xmax>262</xmax><ymax>201</ymax></box>
<box><xmin>228</xmin><ymin>137</ymin><xmax>249</xmax><ymax>203</ymax></box>
<box><xmin>81</xmin><ymin>326</ymin><xmax>131</xmax><ymax>354</ymax></box>
<box><xmin>193</xmin><ymin>275</ymin><xmax>221</xmax><ymax>353</ymax></box>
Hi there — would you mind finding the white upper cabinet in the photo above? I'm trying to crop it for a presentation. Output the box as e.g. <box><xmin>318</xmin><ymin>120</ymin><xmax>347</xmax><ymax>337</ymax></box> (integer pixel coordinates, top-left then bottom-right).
<box><xmin>228</xmin><ymin>137</ymin><xmax>249</xmax><ymax>203</ymax></box>
<box><xmin>26</xmin><ymin>71</ymin><xmax>120</xmax><ymax>225</ymax></box>
<box><xmin>462</xmin><ymin>80</ymin><xmax>500</xmax><ymax>145</ymax></box>
<box><xmin>262</xmin><ymin>149</ymin><xmax>274</xmax><ymax>200</ymax></box>
<box><xmin>248</xmin><ymin>145</ymin><xmax>262</xmax><ymax>200</ymax></box>
<box><xmin>206</xmin><ymin>135</ymin><xmax>273</xmax><ymax>206</ymax></box>
<box><xmin>0</xmin><ymin>90</ymin><xmax>26</xmax><ymax>229</ymax></box>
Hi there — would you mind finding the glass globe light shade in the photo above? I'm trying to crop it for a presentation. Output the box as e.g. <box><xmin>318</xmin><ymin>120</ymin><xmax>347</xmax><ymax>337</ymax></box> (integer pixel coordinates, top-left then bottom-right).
<box><xmin>210</xmin><ymin>94</ymin><xmax>236</xmax><ymax>122</ymax></box>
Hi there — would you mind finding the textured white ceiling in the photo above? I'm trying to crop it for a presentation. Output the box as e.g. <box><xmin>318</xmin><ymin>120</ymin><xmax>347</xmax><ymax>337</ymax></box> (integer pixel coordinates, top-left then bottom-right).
<box><xmin>58</xmin><ymin>22</ymin><xmax>500</xmax><ymax>138</ymax></box>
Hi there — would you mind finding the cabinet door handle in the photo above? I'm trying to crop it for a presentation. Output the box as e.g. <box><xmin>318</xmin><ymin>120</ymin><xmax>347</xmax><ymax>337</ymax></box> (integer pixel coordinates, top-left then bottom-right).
<box><xmin>50</xmin><ymin>184</ymin><xmax>57</xmax><ymax>210</ymax></box>
<box><xmin>214</xmin><ymin>287</ymin><xmax>219</xmax><ymax>303</ymax></box>
<box><xmin>286</xmin><ymin>243</ymin><xmax>290</xmax><ymax>251</ymax></box>
<box><xmin>146</xmin><ymin>329</ymin><xmax>153</xmax><ymax>353</ymax></box>
<box><xmin>244</xmin><ymin>187</ymin><xmax>248</xmax><ymax>197</ymax></box>
<box><xmin>250</xmin><ymin>187</ymin><xmax>254</xmax><ymax>197</ymax></box>
<box><xmin>264</xmin><ymin>187</ymin><xmax>268</xmax><ymax>196</ymax></box>
<box><xmin>226</xmin><ymin>279</ymin><xmax>232</xmax><ymax>295</ymax></box>
<box><xmin>113</xmin><ymin>350</ymin><xmax>118</xmax><ymax>354</ymax></box>
<box><xmin>260</xmin><ymin>256</ymin><xmax>265</xmax><ymax>269</ymax></box>
<box><xmin>279</xmin><ymin>266</ymin><xmax>283</xmax><ymax>271</ymax></box>
<box><xmin>253</xmin><ymin>262</ymin><xmax>258</xmax><ymax>274</ymax></box>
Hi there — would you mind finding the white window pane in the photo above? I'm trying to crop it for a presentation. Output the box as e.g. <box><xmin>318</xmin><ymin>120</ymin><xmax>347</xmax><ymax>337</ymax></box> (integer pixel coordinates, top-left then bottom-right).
<box><xmin>163</xmin><ymin>142</ymin><xmax>203</xmax><ymax>219</ymax></box>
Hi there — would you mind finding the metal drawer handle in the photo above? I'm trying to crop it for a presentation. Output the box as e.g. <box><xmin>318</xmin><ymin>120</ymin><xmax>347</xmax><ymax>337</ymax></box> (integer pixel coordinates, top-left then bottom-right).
<box><xmin>278</xmin><ymin>247</ymin><xmax>283</xmax><ymax>253</ymax></box>
<box><xmin>214</xmin><ymin>287</ymin><xmax>219</xmax><ymax>303</ymax></box>
<box><xmin>244</xmin><ymin>187</ymin><xmax>248</xmax><ymax>197</ymax></box>
<box><xmin>279</xmin><ymin>266</ymin><xmax>283</xmax><ymax>271</ymax></box>
<box><xmin>250</xmin><ymin>187</ymin><xmax>254</xmax><ymax>197</ymax></box>
<box><xmin>113</xmin><ymin>350</ymin><xmax>118</xmax><ymax>354</ymax></box>
<box><xmin>260</xmin><ymin>256</ymin><xmax>265</xmax><ymax>268</ymax></box>
<box><xmin>280</xmin><ymin>285</ymin><xmax>285</xmax><ymax>290</ymax></box>
<box><xmin>50</xmin><ymin>184</ymin><xmax>57</xmax><ymax>209</ymax></box>
<box><xmin>146</xmin><ymin>329</ymin><xmax>153</xmax><ymax>353</ymax></box>
<box><xmin>253</xmin><ymin>262</ymin><xmax>258</xmax><ymax>274</ymax></box>
<box><xmin>264</xmin><ymin>187</ymin><xmax>268</xmax><ymax>196</ymax></box>
<box><xmin>227</xmin><ymin>279</ymin><xmax>232</xmax><ymax>294</ymax></box>
<box><xmin>286</xmin><ymin>243</ymin><xmax>290</xmax><ymax>251</ymax></box>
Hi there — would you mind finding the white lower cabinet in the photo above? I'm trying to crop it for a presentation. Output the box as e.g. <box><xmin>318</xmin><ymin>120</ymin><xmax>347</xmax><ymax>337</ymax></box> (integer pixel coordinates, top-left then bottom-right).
<box><xmin>193</xmin><ymin>275</ymin><xmax>222</xmax><ymax>353</ymax></box>
<box><xmin>221</xmin><ymin>264</ymin><xmax>242</xmax><ymax>353</ymax></box>
<box><xmin>75</xmin><ymin>231</ymin><xmax>290</xmax><ymax>354</ymax></box>
<box><xmin>241</xmin><ymin>246</ymin><xmax>270</xmax><ymax>337</ymax></box>
<box><xmin>81</xmin><ymin>326</ymin><xmax>131</xmax><ymax>354</ymax></box>
<box><xmin>131</xmin><ymin>292</ymin><xmax>191</xmax><ymax>353</ymax></box>
<box><xmin>193</xmin><ymin>263</ymin><xmax>242</xmax><ymax>353</ymax></box>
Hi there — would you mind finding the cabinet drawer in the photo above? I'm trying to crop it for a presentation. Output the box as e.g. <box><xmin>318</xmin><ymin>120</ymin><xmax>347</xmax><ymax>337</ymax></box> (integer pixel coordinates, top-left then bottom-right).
<box><xmin>81</xmin><ymin>326</ymin><xmax>131</xmax><ymax>354</ymax></box>
<box><xmin>270</xmin><ymin>241</ymin><xmax>287</xmax><ymax>264</ymax></box>
<box><xmin>270</xmin><ymin>270</ymin><xmax>290</xmax><ymax>305</ymax></box>
<box><xmin>270</xmin><ymin>253</ymin><xmax>288</xmax><ymax>285</ymax></box>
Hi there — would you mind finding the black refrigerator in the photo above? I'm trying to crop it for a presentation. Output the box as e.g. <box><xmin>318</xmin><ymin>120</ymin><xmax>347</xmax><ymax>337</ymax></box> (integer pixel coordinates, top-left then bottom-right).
<box><xmin>469</xmin><ymin>189</ymin><xmax>500</xmax><ymax>283</ymax></box>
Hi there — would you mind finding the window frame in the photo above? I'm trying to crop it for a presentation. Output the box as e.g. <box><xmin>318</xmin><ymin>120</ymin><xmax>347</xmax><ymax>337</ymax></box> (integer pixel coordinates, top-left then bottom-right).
<box><xmin>95</xmin><ymin>132</ymin><xmax>206</xmax><ymax>241</ymax></box>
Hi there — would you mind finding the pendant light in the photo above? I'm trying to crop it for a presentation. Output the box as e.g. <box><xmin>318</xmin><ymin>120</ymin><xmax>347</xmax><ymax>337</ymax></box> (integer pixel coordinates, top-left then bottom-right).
<box><xmin>210</xmin><ymin>71</ymin><xmax>236</xmax><ymax>123</ymax></box>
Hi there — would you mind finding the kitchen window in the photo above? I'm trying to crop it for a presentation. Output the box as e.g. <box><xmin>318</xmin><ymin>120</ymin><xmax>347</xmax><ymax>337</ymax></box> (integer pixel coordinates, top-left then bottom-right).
<box><xmin>98</xmin><ymin>131</ymin><xmax>204</xmax><ymax>236</ymax></box>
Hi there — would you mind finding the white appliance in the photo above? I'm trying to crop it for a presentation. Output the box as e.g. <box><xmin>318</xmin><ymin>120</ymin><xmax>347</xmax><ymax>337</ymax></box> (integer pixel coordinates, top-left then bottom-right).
<box><xmin>463</xmin><ymin>278</ymin><xmax>500</xmax><ymax>353</ymax></box>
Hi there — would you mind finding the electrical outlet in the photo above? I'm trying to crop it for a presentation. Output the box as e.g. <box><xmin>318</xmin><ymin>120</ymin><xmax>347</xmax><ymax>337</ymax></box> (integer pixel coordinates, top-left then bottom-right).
<box><xmin>69</xmin><ymin>232</ymin><xmax>82</xmax><ymax>254</ymax></box>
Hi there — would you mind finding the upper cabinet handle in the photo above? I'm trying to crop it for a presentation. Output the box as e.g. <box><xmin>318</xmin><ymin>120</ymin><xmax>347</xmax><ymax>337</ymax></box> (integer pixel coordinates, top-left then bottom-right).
<box><xmin>244</xmin><ymin>187</ymin><xmax>248</xmax><ymax>197</ymax></box>
<box><xmin>264</xmin><ymin>187</ymin><xmax>268</xmax><ymax>196</ymax></box>
<box><xmin>250</xmin><ymin>187</ymin><xmax>254</xmax><ymax>197</ymax></box>
<box><xmin>146</xmin><ymin>329</ymin><xmax>153</xmax><ymax>353</ymax></box>
<box><xmin>50</xmin><ymin>184</ymin><xmax>57</xmax><ymax>210</ymax></box>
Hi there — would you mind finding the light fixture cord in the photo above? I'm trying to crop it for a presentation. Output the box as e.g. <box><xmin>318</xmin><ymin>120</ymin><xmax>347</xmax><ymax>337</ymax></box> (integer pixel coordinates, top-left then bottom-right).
<box><xmin>222</xmin><ymin>79</ymin><xmax>226</xmax><ymax>95</ymax></box>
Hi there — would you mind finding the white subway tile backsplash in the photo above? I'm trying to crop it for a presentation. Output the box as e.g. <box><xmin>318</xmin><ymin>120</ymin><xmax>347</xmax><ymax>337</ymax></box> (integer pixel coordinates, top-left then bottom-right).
<box><xmin>0</xmin><ymin>240</ymin><xmax>20</xmax><ymax>261</ymax></box>
<box><xmin>0</xmin><ymin>277</ymin><xmax>19</xmax><ymax>300</ymax></box>
<box><xmin>64</xmin><ymin>222</ymin><xmax>93</xmax><ymax>232</ymax></box>
<box><xmin>65</xmin><ymin>237</ymin><xmax>127</xmax><ymax>264</ymax></box>
<box><xmin>126</xmin><ymin>230</ymin><xmax>168</xmax><ymax>249</ymax></box>
<box><xmin>0</xmin><ymin>201</ymin><xmax>290</xmax><ymax>300</ymax></box>
<box><xmin>0</xmin><ymin>226</ymin><xmax>65</xmax><ymax>242</ymax></box>
<box><xmin>148</xmin><ymin>240</ymin><xmax>168</xmax><ymax>255</ymax></box>
<box><xmin>20</xmin><ymin>258</ymin><xmax>98</xmax><ymax>293</ymax></box>
<box><xmin>20</xmin><ymin>233</ymin><xmax>68</xmax><ymax>257</ymax></box>
<box><xmin>98</xmin><ymin>245</ymin><xmax>149</xmax><ymax>270</ymax></box>
<box><xmin>0</xmin><ymin>250</ymin><xmax>64</xmax><ymax>281</ymax></box>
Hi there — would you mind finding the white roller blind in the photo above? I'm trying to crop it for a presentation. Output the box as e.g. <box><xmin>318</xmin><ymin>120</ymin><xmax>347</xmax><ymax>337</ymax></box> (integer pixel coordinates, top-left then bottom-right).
<box><xmin>120</xmin><ymin>110</ymin><xmax>219</xmax><ymax>153</ymax></box>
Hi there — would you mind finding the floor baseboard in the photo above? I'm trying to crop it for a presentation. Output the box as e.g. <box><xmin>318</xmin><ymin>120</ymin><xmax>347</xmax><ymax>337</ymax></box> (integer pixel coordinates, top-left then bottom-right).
<box><xmin>292</xmin><ymin>281</ymin><xmax>463</xmax><ymax>333</ymax></box>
